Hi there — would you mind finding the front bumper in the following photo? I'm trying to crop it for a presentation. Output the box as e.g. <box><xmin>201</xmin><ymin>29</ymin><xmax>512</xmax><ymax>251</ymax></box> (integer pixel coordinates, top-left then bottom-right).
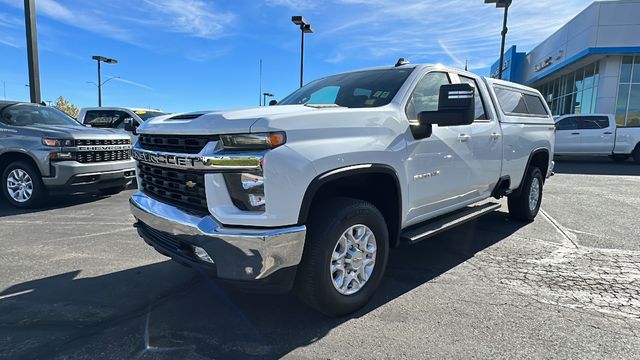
<box><xmin>129</xmin><ymin>191</ymin><xmax>306</xmax><ymax>289</ymax></box>
<box><xmin>42</xmin><ymin>159</ymin><xmax>136</xmax><ymax>191</ymax></box>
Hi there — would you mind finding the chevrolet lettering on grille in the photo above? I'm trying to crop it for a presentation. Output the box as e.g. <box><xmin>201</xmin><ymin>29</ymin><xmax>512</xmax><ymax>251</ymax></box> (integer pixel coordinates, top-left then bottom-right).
<box><xmin>133</xmin><ymin>149</ymin><xmax>202</xmax><ymax>169</ymax></box>
<box><xmin>76</xmin><ymin>145</ymin><xmax>132</xmax><ymax>152</ymax></box>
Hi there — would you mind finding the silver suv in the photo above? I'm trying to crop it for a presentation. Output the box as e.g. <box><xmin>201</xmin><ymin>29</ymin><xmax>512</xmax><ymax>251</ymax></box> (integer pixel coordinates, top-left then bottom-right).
<box><xmin>0</xmin><ymin>101</ymin><xmax>135</xmax><ymax>208</ymax></box>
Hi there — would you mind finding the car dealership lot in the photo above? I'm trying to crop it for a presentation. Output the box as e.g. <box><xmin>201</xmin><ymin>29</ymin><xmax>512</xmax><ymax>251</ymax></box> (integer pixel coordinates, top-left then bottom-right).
<box><xmin>1</xmin><ymin>158</ymin><xmax>639</xmax><ymax>359</ymax></box>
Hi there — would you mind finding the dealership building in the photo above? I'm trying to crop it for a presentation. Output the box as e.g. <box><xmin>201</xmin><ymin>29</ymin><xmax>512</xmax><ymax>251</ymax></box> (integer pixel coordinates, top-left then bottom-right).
<box><xmin>491</xmin><ymin>0</ymin><xmax>640</xmax><ymax>127</ymax></box>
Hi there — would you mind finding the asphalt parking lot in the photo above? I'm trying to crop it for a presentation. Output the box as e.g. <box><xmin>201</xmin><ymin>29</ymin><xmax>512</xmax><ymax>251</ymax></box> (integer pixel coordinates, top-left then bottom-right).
<box><xmin>1</xmin><ymin>158</ymin><xmax>639</xmax><ymax>359</ymax></box>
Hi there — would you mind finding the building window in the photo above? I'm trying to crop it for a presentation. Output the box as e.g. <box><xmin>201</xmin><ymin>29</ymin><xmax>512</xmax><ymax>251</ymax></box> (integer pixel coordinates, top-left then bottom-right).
<box><xmin>615</xmin><ymin>56</ymin><xmax>640</xmax><ymax>127</ymax></box>
<box><xmin>537</xmin><ymin>62</ymin><xmax>599</xmax><ymax>116</ymax></box>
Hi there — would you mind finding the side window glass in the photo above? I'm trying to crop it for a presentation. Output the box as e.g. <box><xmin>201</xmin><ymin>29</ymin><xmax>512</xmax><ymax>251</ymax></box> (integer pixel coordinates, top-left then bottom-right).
<box><xmin>406</xmin><ymin>72</ymin><xmax>450</xmax><ymax>120</ymax></box>
<box><xmin>523</xmin><ymin>94</ymin><xmax>549</xmax><ymax>116</ymax></box>
<box><xmin>594</xmin><ymin>116</ymin><xmax>610</xmax><ymax>128</ymax></box>
<box><xmin>578</xmin><ymin>117</ymin><xmax>601</xmax><ymax>130</ymax></box>
<box><xmin>459</xmin><ymin>76</ymin><xmax>488</xmax><ymax>120</ymax></box>
<box><xmin>495</xmin><ymin>87</ymin><xmax>528</xmax><ymax>114</ymax></box>
<box><xmin>556</xmin><ymin>117</ymin><xmax>577</xmax><ymax>130</ymax></box>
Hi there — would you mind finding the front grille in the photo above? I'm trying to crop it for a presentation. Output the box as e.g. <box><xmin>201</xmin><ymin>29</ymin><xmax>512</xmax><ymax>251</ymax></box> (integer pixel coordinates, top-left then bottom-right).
<box><xmin>75</xmin><ymin>139</ymin><xmax>131</xmax><ymax>146</ymax></box>
<box><xmin>138</xmin><ymin>134</ymin><xmax>218</xmax><ymax>154</ymax></box>
<box><xmin>138</xmin><ymin>163</ymin><xmax>208</xmax><ymax>214</ymax></box>
<box><xmin>75</xmin><ymin>150</ymin><xmax>132</xmax><ymax>163</ymax></box>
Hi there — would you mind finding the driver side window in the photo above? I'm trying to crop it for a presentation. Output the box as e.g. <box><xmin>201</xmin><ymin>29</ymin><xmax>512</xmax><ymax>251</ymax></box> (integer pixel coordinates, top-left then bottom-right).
<box><xmin>405</xmin><ymin>72</ymin><xmax>451</xmax><ymax>121</ymax></box>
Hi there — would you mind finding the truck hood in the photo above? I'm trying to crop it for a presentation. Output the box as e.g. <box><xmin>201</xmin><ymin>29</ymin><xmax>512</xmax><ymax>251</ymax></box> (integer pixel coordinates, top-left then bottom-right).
<box><xmin>19</xmin><ymin>124</ymin><xmax>130</xmax><ymax>140</ymax></box>
<box><xmin>137</xmin><ymin>105</ymin><xmax>332</xmax><ymax>135</ymax></box>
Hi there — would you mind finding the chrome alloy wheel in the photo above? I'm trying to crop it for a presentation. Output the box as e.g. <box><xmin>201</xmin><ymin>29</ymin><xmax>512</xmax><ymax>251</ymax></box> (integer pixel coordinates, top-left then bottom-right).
<box><xmin>7</xmin><ymin>169</ymin><xmax>33</xmax><ymax>203</ymax></box>
<box><xmin>330</xmin><ymin>224</ymin><xmax>377</xmax><ymax>295</ymax></box>
<box><xmin>529</xmin><ymin>177</ymin><xmax>540</xmax><ymax>212</ymax></box>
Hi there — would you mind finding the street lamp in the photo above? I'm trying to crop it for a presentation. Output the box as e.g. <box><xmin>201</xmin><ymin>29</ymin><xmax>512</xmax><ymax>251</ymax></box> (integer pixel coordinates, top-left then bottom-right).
<box><xmin>263</xmin><ymin>92</ymin><xmax>274</xmax><ymax>107</ymax></box>
<box><xmin>485</xmin><ymin>0</ymin><xmax>512</xmax><ymax>80</ymax></box>
<box><xmin>91</xmin><ymin>55</ymin><xmax>118</xmax><ymax>106</ymax></box>
<box><xmin>291</xmin><ymin>16</ymin><xmax>313</xmax><ymax>88</ymax></box>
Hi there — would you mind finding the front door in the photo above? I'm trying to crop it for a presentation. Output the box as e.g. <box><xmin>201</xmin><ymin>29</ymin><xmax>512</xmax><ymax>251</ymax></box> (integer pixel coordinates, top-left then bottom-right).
<box><xmin>578</xmin><ymin>115</ymin><xmax>614</xmax><ymax>154</ymax></box>
<box><xmin>554</xmin><ymin>116</ymin><xmax>580</xmax><ymax>154</ymax></box>
<box><xmin>404</xmin><ymin>71</ymin><xmax>475</xmax><ymax>226</ymax></box>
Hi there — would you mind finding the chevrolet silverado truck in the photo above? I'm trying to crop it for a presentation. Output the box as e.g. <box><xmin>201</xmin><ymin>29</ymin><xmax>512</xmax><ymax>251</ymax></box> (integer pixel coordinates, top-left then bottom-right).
<box><xmin>0</xmin><ymin>101</ymin><xmax>135</xmax><ymax>208</ymax></box>
<box><xmin>129</xmin><ymin>63</ymin><xmax>555</xmax><ymax>316</ymax></box>
<box><xmin>554</xmin><ymin>113</ymin><xmax>640</xmax><ymax>163</ymax></box>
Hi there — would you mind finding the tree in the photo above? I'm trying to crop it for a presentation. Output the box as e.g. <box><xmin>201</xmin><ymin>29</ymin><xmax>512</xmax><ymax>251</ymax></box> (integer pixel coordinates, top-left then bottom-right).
<box><xmin>53</xmin><ymin>96</ymin><xmax>79</xmax><ymax>119</ymax></box>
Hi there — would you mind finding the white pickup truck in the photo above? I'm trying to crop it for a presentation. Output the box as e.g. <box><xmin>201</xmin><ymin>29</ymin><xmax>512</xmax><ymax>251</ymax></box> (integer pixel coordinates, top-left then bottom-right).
<box><xmin>129</xmin><ymin>63</ymin><xmax>555</xmax><ymax>316</ymax></box>
<box><xmin>554</xmin><ymin>114</ymin><xmax>640</xmax><ymax>163</ymax></box>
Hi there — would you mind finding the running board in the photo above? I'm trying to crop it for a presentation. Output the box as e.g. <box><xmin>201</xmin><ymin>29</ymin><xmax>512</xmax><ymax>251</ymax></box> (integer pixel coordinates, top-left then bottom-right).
<box><xmin>401</xmin><ymin>202</ymin><xmax>502</xmax><ymax>244</ymax></box>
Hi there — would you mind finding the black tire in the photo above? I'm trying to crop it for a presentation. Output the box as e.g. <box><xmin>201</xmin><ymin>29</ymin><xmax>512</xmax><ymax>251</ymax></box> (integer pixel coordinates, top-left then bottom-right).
<box><xmin>98</xmin><ymin>185</ymin><xmax>127</xmax><ymax>195</ymax></box>
<box><xmin>610</xmin><ymin>154</ymin><xmax>630</xmax><ymax>162</ymax></box>
<box><xmin>295</xmin><ymin>198</ymin><xmax>389</xmax><ymax>317</ymax></box>
<box><xmin>507</xmin><ymin>166</ymin><xmax>544</xmax><ymax>222</ymax></box>
<box><xmin>1</xmin><ymin>161</ymin><xmax>46</xmax><ymax>208</ymax></box>
<box><xmin>633</xmin><ymin>145</ymin><xmax>640</xmax><ymax>164</ymax></box>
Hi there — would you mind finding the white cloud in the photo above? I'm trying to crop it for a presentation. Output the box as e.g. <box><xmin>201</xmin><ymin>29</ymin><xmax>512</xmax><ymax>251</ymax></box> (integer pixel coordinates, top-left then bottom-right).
<box><xmin>265</xmin><ymin>0</ymin><xmax>319</xmax><ymax>11</ymax></box>
<box><xmin>111</xmin><ymin>77</ymin><xmax>153</xmax><ymax>90</ymax></box>
<box><xmin>143</xmin><ymin>0</ymin><xmax>234</xmax><ymax>39</ymax></box>
<box><xmin>325</xmin><ymin>52</ymin><xmax>345</xmax><ymax>64</ymax></box>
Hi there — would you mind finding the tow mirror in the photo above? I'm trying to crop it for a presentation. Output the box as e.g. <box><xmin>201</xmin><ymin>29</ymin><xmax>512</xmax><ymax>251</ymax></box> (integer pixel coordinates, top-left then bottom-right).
<box><xmin>418</xmin><ymin>83</ymin><xmax>475</xmax><ymax>127</ymax></box>
<box><xmin>269</xmin><ymin>99</ymin><xmax>278</xmax><ymax>106</ymax></box>
<box><xmin>123</xmin><ymin>118</ymin><xmax>137</xmax><ymax>134</ymax></box>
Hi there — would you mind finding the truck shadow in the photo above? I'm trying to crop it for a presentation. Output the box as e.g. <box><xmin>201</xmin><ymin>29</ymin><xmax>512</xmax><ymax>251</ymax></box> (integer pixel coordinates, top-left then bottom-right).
<box><xmin>0</xmin><ymin>211</ymin><xmax>525</xmax><ymax>359</ymax></box>
<box><xmin>553</xmin><ymin>156</ymin><xmax>640</xmax><ymax>176</ymax></box>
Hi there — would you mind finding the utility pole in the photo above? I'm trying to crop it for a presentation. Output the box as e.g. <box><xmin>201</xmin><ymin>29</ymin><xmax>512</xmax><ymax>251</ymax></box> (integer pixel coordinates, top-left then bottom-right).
<box><xmin>91</xmin><ymin>56</ymin><xmax>118</xmax><ymax>107</ymax></box>
<box><xmin>485</xmin><ymin>0</ymin><xmax>512</xmax><ymax>80</ymax></box>
<box><xmin>2</xmin><ymin>81</ymin><xmax>6</xmax><ymax>100</ymax></box>
<box><xmin>24</xmin><ymin>0</ymin><xmax>41</xmax><ymax>104</ymax></box>
<box><xmin>291</xmin><ymin>16</ymin><xmax>313</xmax><ymax>88</ymax></box>
<box><xmin>259</xmin><ymin>59</ymin><xmax>263</xmax><ymax>106</ymax></box>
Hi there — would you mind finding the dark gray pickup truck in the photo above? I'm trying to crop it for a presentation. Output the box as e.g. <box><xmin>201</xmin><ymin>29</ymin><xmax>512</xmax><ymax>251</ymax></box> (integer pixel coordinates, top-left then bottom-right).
<box><xmin>0</xmin><ymin>101</ymin><xmax>135</xmax><ymax>208</ymax></box>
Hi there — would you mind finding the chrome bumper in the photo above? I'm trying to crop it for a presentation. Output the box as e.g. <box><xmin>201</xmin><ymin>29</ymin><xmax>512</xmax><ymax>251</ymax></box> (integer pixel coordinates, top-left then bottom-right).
<box><xmin>129</xmin><ymin>191</ymin><xmax>306</xmax><ymax>281</ymax></box>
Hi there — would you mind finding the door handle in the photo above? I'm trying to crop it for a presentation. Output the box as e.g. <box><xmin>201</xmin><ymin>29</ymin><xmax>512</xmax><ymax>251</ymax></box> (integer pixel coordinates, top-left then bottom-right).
<box><xmin>571</xmin><ymin>132</ymin><xmax>580</xmax><ymax>135</ymax></box>
<box><xmin>457</xmin><ymin>134</ymin><xmax>471</xmax><ymax>142</ymax></box>
<box><xmin>490</xmin><ymin>132</ymin><xmax>502</xmax><ymax>140</ymax></box>
<box><xmin>603</xmin><ymin>132</ymin><xmax>612</xmax><ymax>135</ymax></box>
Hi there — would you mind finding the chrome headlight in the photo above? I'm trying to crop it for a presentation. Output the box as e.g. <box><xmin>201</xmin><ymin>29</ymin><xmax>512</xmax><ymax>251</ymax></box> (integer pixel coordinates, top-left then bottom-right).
<box><xmin>42</xmin><ymin>138</ymin><xmax>74</xmax><ymax>147</ymax></box>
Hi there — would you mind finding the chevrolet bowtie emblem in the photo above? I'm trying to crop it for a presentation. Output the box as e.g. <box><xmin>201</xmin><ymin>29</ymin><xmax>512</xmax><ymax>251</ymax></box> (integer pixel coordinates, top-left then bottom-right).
<box><xmin>185</xmin><ymin>180</ymin><xmax>197</xmax><ymax>189</ymax></box>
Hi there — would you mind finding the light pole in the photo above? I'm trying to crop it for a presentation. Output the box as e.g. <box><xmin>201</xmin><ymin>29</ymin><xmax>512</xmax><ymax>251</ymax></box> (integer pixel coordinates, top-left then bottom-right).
<box><xmin>291</xmin><ymin>16</ymin><xmax>313</xmax><ymax>88</ymax></box>
<box><xmin>91</xmin><ymin>55</ymin><xmax>118</xmax><ymax>106</ymax></box>
<box><xmin>24</xmin><ymin>0</ymin><xmax>41</xmax><ymax>104</ymax></box>
<box><xmin>485</xmin><ymin>0</ymin><xmax>512</xmax><ymax>80</ymax></box>
<box><xmin>263</xmin><ymin>92</ymin><xmax>274</xmax><ymax>107</ymax></box>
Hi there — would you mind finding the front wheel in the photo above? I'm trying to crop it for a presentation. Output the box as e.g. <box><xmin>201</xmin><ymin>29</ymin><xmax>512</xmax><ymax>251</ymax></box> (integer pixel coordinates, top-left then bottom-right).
<box><xmin>295</xmin><ymin>198</ymin><xmax>389</xmax><ymax>317</ymax></box>
<box><xmin>1</xmin><ymin>161</ymin><xmax>46</xmax><ymax>208</ymax></box>
<box><xmin>508</xmin><ymin>166</ymin><xmax>544</xmax><ymax>222</ymax></box>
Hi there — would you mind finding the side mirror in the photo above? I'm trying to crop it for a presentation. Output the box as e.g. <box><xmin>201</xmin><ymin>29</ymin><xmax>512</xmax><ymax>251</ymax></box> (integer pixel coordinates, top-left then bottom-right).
<box><xmin>268</xmin><ymin>99</ymin><xmax>278</xmax><ymax>106</ymax></box>
<box><xmin>418</xmin><ymin>83</ymin><xmax>475</xmax><ymax>127</ymax></box>
<box><xmin>123</xmin><ymin>118</ymin><xmax>137</xmax><ymax>134</ymax></box>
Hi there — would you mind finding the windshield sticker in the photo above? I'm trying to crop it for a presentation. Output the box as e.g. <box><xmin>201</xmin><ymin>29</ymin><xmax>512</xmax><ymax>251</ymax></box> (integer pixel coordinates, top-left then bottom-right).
<box><xmin>365</xmin><ymin>99</ymin><xmax>376</xmax><ymax>105</ymax></box>
<box><xmin>372</xmin><ymin>91</ymin><xmax>383</xmax><ymax>98</ymax></box>
<box><xmin>135</xmin><ymin>110</ymin><xmax>147</xmax><ymax>115</ymax></box>
<box><xmin>380</xmin><ymin>91</ymin><xmax>390</xmax><ymax>98</ymax></box>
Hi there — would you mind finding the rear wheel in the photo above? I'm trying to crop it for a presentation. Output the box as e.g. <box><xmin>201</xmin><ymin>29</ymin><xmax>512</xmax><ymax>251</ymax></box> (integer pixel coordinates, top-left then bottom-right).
<box><xmin>295</xmin><ymin>198</ymin><xmax>389</xmax><ymax>317</ymax></box>
<box><xmin>507</xmin><ymin>166</ymin><xmax>544</xmax><ymax>222</ymax></box>
<box><xmin>2</xmin><ymin>161</ymin><xmax>46</xmax><ymax>208</ymax></box>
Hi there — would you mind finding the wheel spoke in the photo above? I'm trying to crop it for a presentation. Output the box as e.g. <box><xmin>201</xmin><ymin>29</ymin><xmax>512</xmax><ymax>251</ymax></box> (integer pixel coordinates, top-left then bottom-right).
<box><xmin>330</xmin><ymin>224</ymin><xmax>378</xmax><ymax>296</ymax></box>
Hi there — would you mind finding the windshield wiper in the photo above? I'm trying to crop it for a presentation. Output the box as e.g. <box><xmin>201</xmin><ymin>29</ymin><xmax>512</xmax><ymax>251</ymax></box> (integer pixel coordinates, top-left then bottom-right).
<box><xmin>303</xmin><ymin>104</ymin><xmax>344</xmax><ymax>109</ymax></box>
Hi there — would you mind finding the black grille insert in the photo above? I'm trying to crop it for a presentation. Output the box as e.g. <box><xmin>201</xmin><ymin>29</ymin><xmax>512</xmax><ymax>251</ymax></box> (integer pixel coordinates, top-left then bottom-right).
<box><xmin>75</xmin><ymin>139</ymin><xmax>130</xmax><ymax>146</ymax></box>
<box><xmin>138</xmin><ymin>134</ymin><xmax>218</xmax><ymax>154</ymax></box>
<box><xmin>75</xmin><ymin>149</ymin><xmax>131</xmax><ymax>163</ymax></box>
<box><xmin>139</xmin><ymin>163</ymin><xmax>208</xmax><ymax>215</ymax></box>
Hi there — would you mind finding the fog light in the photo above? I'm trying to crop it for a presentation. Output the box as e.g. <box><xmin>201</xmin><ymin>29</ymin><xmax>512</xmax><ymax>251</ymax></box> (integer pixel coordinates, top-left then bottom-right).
<box><xmin>49</xmin><ymin>152</ymin><xmax>73</xmax><ymax>161</ymax></box>
<box><xmin>192</xmin><ymin>246</ymin><xmax>214</xmax><ymax>263</ymax></box>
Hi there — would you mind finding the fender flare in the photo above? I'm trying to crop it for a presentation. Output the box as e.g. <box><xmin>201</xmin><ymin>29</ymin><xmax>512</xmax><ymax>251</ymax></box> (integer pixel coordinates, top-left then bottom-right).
<box><xmin>514</xmin><ymin>148</ymin><xmax>550</xmax><ymax>194</ymax></box>
<box><xmin>297</xmin><ymin>164</ymin><xmax>403</xmax><ymax>236</ymax></box>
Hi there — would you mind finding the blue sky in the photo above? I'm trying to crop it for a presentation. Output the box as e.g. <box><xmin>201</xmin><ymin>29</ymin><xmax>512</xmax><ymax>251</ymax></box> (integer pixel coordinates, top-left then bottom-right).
<box><xmin>0</xmin><ymin>0</ymin><xmax>595</xmax><ymax>113</ymax></box>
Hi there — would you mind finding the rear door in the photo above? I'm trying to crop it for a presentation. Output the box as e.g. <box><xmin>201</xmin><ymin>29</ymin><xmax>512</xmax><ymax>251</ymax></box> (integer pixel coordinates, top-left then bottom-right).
<box><xmin>554</xmin><ymin>116</ymin><xmax>580</xmax><ymax>154</ymax></box>
<box><xmin>578</xmin><ymin>115</ymin><xmax>614</xmax><ymax>154</ymax></box>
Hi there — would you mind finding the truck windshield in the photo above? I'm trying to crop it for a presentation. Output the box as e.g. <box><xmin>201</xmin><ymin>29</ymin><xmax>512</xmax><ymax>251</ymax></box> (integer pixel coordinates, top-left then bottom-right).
<box><xmin>279</xmin><ymin>68</ymin><xmax>414</xmax><ymax>108</ymax></box>
<box><xmin>135</xmin><ymin>110</ymin><xmax>167</xmax><ymax>121</ymax></box>
<box><xmin>1</xmin><ymin>104</ymin><xmax>80</xmax><ymax>127</ymax></box>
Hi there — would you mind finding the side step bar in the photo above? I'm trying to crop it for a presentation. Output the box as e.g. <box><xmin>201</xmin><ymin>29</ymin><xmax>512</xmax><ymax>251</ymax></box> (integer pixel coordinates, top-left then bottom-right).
<box><xmin>400</xmin><ymin>202</ymin><xmax>502</xmax><ymax>244</ymax></box>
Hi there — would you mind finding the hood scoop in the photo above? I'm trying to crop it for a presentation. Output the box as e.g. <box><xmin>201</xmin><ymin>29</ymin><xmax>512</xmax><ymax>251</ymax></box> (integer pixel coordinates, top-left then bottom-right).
<box><xmin>168</xmin><ymin>112</ymin><xmax>208</xmax><ymax>120</ymax></box>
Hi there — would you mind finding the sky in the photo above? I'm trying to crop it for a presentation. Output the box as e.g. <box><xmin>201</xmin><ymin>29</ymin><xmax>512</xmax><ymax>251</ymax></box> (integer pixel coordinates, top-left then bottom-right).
<box><xmin>0</xmin><ymin>0</ymin><xmax>596</xmax><ymax>113</ymax></box>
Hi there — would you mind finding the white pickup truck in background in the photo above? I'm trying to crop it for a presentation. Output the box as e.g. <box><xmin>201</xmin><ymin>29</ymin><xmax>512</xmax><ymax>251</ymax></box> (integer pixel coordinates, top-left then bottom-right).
<box><xmin>554</xmin><ymin>114</ymin><xmax>640</xmax><ymax>163</ymax></box>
